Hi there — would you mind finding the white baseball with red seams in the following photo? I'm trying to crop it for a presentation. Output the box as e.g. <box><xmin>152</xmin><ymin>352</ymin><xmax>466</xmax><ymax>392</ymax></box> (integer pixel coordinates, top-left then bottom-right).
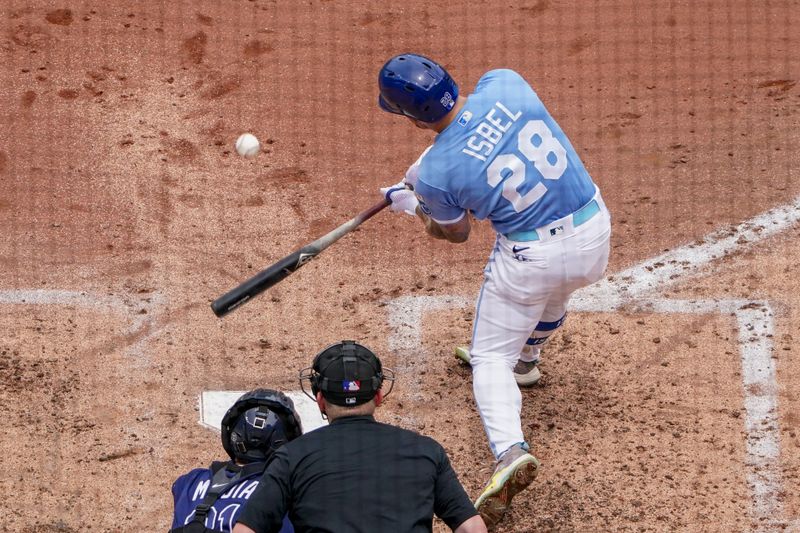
<box><xmin>235</xmin><ymin>133</ymin><xmax>260</xmax><ymax>157</ymax></box>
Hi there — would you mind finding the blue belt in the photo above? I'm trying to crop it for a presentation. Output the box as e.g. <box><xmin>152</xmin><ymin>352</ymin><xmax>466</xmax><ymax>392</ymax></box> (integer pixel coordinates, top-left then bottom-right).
<box><xmin>504</xmin><ymin>199</ymin><xmax>601</xmax><ymax>242</ymax></box>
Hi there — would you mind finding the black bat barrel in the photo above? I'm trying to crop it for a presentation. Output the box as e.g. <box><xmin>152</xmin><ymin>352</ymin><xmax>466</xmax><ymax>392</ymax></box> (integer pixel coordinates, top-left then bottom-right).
<box><xmin>210</xmin><ymin>199</ymin><xmax>389</xmax><ymax>318</ymax></box>
<box><xmin>211</xmin><ymin>247</ymin><xmax>317</xmax><ymax>317</ymax></box>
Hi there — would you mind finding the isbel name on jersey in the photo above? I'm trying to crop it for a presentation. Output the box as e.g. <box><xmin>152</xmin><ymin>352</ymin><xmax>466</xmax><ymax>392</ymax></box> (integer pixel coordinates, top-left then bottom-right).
<box><xmin>461</xmin><ymin>101</ymin><xmax>522</xmax><ymax>163</ymax></box>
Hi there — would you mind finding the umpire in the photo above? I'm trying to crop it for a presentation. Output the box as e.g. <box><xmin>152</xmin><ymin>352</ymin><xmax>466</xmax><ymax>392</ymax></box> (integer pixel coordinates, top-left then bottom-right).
<box><xmin>233</xmin><ymin>341</ymin><xmax>487</xmax><ymax>533</ymax></box>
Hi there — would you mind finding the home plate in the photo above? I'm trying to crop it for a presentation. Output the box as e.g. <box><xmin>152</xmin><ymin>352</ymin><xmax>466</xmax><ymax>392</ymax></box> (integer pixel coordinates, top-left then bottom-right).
<box><xmin>199</xmin><ymin>390</ymin><xmax>328</xmax><ymax>434</ymax></box>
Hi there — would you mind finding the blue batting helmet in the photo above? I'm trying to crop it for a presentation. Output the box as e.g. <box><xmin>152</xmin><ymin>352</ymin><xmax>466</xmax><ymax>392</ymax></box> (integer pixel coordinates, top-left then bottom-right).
<box><xmin>378</xmin><ymin>53</ymin><xmax>458</xmax><ymax>123</ymax></box>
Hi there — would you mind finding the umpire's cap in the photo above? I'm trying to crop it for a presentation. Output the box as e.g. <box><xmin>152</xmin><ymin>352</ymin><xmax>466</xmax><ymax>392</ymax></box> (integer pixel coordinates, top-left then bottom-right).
<box><xmin>300</xmin><ymin>341</ymin><xmax>395</xmax><ymax>406</ymax></box>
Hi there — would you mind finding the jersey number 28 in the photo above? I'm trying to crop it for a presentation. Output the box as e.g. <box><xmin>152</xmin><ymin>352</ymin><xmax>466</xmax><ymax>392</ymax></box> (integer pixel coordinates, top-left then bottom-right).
<box><xmin>487</xmin><ymin>120</ymin><xmax>567</xmax><ymax>213</ymax></box>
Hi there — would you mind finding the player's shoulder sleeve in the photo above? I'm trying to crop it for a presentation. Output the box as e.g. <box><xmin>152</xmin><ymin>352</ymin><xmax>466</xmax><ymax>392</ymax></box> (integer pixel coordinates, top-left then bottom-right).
<box><xmin>171</xmin><ymin>468</ymin><xmax>206</xmax><ymax>498</ymax></box>
<box><xmin>171</xmin><ymin>472</ymin><xmax>189</xmax><ymax>527</ymax></box>
<box><xmin>414</xmin><ymin>177</ymin><xmax>465</xmax><ymax>225</ymax></box>
<box><xmin>171</xmin><ymin>473</ymin><xmax>184</xmax><ymax>499</ymax></box>
<box><xmin>405</xmin><ymin>144</ymin><xmax>433</xmax><ymax>187</ymax></box>
<box><xmin>171</xmin><ymin>468</ymin><xmax>211</xmax><ymax>530</ymax></box>
<box><xmin>413</xmin><ymin>145</ymin><xmax>467</xmax><ymax>225</ymax></box>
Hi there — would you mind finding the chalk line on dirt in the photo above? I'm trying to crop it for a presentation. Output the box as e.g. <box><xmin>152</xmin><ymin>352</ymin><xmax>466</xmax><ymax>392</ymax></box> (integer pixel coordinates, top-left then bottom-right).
<box><xmin>0</xmin><ymin>288</ymin><xmax>165</xmax><ymax>357</ymax></box>
<box><xmin>386</xmin><ymin>193</ymin><xmax>800</xmax><ymax>530</ymax></box>
<box><xmin>577</xmin><ymin>192</ymin><xmax>800</xmax><ymax>306</ymax></box>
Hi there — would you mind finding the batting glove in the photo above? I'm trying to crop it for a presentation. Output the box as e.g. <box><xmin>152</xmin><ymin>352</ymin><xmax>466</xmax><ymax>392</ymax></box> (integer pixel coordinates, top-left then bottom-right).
<box><xmin>380</xmin><ymin>181</ymin><xmax>419</xmax><ymax>216</ymax></box>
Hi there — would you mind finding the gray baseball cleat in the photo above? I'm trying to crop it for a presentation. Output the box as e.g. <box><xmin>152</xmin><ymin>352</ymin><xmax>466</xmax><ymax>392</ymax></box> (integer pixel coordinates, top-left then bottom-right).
<box><xmin>454</xmin><ymin>347</ymin><xmax>541</xmax><ymax>386</ymax></box>
<box><xmin>474</xmin><ymin>443</ymin><xmax>540</xmax><ymax>528</ymax></box>
<box><xmin>512</xmin><ymin>359</ymin><xmax>541</xmax><ymax>386</ymax></box>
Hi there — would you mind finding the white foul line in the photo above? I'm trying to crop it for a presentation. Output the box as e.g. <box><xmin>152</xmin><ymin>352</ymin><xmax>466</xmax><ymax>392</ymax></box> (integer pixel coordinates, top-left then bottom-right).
<box><xmin>0</xmin><ymin>288</ymin><xmax>164</xmax><ymax>357</ymax></box>
<box><xmin>386</xmin><ymin>295</ymin><xmax>472</xmax><ymax>368</ymax></box>
<box><xmin>387</xmin><ymin>193</ymin><xmax>800</xmax><ymax>531</ymax></box>
<box><xmin>585</xmin><ymin>193</ymin><xmax>800</xmax><ymax>302</ymax></box>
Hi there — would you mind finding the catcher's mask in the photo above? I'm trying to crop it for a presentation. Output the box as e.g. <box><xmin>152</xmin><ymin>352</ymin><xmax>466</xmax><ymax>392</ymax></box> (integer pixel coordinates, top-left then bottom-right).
<box><xmin>220</xmin><ymin>388</ymin><xmax>303</xmax><ymax>463</ymax></box>
<box><xmin>300</xmin><ymin>340</ymin><xmax>395</xmax><ymax>406</ymax></box>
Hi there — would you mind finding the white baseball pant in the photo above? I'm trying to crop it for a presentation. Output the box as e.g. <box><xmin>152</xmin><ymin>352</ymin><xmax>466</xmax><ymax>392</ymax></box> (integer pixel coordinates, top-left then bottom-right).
<box><xmin>470</xmin><ymin>191</ymin><xmax>611</xmax><ymax>458</ymax></box>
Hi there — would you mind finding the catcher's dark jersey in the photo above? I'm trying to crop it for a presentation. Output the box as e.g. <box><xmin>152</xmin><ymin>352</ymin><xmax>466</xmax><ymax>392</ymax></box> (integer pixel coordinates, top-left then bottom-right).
<box><xmin>171</xmin><ymin>463</ymin><xmax>293</xmax><ymax>533</ymax></box>
<box><xmin>236</xmin><ymin>415</ymin><xmax>477</xmax><ymax>533</ymax></box>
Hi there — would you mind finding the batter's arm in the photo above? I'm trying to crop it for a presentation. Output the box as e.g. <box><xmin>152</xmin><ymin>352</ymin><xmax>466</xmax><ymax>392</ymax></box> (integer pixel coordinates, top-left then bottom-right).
<box><xmin>417</xmin><ymin>207</ymin><xmax>471</xmax><ymax>243</ymax></box>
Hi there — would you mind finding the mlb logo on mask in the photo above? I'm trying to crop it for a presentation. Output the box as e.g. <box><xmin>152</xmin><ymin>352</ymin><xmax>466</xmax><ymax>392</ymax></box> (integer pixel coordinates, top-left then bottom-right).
<box><xmin>343</xmin><ymin>380</ymin><xmax>361</xmax><ymax>392</ymax></box>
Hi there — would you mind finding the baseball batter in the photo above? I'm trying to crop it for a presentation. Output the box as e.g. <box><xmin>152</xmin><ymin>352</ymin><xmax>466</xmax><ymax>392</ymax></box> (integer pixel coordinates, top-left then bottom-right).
<box><xmin>378</xmin><ymin>54</ymin><xmax>611</xmax><ymax>527</ymax></box>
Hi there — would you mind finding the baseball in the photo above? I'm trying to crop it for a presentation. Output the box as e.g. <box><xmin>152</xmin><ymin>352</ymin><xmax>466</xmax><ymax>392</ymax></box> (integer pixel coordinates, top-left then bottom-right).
<box><xmin>235</xmin><ymin>133</ymin><xmax>260</xmax><ymax>157</ymax></box>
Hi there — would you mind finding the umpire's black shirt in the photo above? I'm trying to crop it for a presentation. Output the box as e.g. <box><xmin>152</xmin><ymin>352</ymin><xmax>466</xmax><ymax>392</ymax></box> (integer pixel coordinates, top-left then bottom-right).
<box><xmin>237</xmin><ymin>415</ymin><xmax>477</xmax><ymax>533</ymax></box>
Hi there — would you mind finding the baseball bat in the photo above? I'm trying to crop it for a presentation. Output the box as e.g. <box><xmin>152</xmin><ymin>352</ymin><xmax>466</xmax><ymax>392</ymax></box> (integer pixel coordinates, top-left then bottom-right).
<box><xmin>211</xmin><ymin>198</ymin><xmax>390</xmax><ymax>317</ymax></box>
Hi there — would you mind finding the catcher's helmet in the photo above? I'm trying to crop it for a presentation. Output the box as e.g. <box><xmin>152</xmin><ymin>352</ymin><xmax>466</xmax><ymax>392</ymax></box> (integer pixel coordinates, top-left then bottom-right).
<box><xmin>378</xmin><ymin>53</ymin><xmax>458</xmax><ymax>123</ymax></box>
<box><xmin>220</xmin><ymin>389</ymin><xmax>303</xmax><ymax>463</ymax></box>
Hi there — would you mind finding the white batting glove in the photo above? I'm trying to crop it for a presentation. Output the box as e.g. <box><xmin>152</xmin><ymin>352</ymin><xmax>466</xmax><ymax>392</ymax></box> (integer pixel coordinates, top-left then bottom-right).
<box><xmin>380</xmin><ymin>181</ymin><xmax>419</xmax><ymax>216</ymax></box>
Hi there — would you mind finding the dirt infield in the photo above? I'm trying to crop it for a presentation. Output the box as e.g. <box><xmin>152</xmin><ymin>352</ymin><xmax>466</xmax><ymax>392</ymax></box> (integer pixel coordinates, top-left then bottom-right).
<box><xmin>1</xmin><ymin>1</ymin><xmax>798</xmax><ymax>531</ymax></box>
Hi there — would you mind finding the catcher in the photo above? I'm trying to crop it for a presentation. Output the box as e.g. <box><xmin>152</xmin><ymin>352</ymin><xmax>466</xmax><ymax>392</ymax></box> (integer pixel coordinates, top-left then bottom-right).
<box><xmin>170</xmin><ymin>389</ymin><xmax>302</xmax><ymax>533</ymax></box>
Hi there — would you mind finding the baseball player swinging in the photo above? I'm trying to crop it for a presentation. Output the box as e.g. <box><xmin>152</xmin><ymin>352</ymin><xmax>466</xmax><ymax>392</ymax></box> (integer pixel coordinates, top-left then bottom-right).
<box><xmin>378</xmin><ymin>54</ymin><xmax>611</xmax><ymax>527</ymax></box>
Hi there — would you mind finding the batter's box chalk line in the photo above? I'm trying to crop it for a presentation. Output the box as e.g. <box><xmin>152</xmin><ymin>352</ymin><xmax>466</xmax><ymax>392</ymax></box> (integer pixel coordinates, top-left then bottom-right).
<box><xmin>0</xmin><ymin>288</ymin><xmax>165</xmax><ymax>358</ymax></box>
<box><xmin>385</xmin><ymin>193</ymin><xmax>800</xmax><ymax>532</ymax></box>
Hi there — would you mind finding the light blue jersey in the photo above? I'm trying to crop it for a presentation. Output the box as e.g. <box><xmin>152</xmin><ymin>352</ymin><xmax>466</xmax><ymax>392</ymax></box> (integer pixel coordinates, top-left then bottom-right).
<box><xmin>414</xmin><ymin>69</ymin><xmax>596</xmax><ymax>235</ymax></box>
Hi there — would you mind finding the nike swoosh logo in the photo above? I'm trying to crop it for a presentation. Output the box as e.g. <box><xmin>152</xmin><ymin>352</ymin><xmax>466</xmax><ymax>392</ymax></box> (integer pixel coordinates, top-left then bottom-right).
<box><xmin>512</xmin><ymin>245</ymin><xmax>530</xmax><ymax>254</ymax></box>
<box><xmin>211</xmin><ymin>483</ymin><xmax>227</xmax><ymax>489</ymax></box>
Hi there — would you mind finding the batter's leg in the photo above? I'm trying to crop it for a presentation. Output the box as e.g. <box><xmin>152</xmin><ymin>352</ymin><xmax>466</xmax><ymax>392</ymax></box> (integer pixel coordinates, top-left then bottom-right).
<box><xmin>510</xmin><ymin>312</ymin><xmax>565</xmax><ymax>387</ymax></box>
<box><xmin>469</xmin><ymin>273</ymin><xmax>547</xmax><ymax>458</ymax></box>
<box><xmin>518</xmin><ymin>206</ymin><xmax>611</xmax><ymax>365</ymax></box>
<box><xmin>520</xmin><ymin>312</ymin><xmax>567</xmax><ymax>358</ymax></box>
